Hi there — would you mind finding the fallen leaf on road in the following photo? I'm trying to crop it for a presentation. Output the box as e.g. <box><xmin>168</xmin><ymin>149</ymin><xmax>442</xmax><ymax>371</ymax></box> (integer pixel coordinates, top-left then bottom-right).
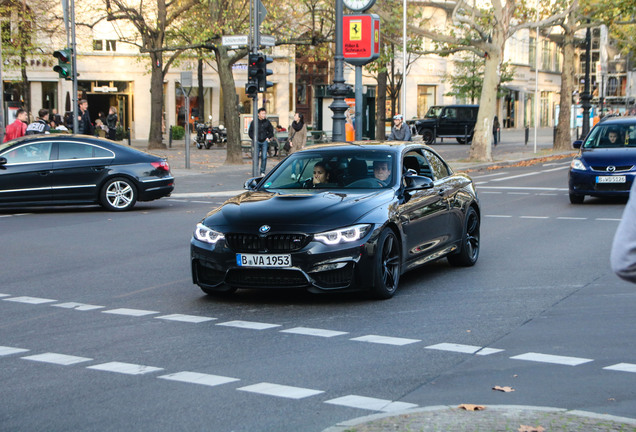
<box><xmin>458</xmin><ymin>404</ymin><xmax>485</xmax><ymax>411</ymax></box>
<box><xmin>518</xmin><ymin>425</ymin><xmax>545</xmax><ymax>432</ymax></box>
<box><xmin>492</xmin><ymin>386</ymin><xmax>515</xmax><ymax>392</ymax></box>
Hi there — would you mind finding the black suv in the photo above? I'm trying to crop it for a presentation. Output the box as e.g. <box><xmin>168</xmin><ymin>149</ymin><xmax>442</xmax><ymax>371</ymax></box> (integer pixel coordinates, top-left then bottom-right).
<box><xmin>410</xmin><ymin>105</ymin><xmax>479</xmax><ymax>144</ymax></box>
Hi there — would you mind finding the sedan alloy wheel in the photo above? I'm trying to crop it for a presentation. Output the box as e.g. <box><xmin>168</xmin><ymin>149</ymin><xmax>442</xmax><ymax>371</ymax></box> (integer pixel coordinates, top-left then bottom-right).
<box><xmin>101</xmin><ymin>177</ymin><xmax>138</xmax><ymax>211</ymax></box>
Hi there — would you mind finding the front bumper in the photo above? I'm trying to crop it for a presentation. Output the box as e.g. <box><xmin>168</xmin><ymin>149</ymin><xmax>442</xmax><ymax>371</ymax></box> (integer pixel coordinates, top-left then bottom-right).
<box><xmin>569</xmin><ymin>170</ymin><xmax>635</xmax><ymax>197</ymax></box>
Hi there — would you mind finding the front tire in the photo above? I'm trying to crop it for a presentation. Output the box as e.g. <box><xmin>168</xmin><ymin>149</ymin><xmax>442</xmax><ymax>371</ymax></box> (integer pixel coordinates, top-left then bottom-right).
<box><xmin>421</xmin><ymin>129</ymin><xmax>434</xmax><ymax>145</ymax></box>
<box><xmin>448</xmin><ymin>206</ymin><xmax>480</xmax><ymax>266</ymax></box>
<box><xmin>370</xmin><ymin>228</ymin><xmax>401</xmax><ymax>299</ymax></box>
<box><xmin>569</xmin><ymin>193</ymin><xmax>585</xmax><ymax>204</ymax></box>
<box><xmin>100</xmin><ymin>177</ymin><xmax>137</xmax><ymax>211</ymax></box>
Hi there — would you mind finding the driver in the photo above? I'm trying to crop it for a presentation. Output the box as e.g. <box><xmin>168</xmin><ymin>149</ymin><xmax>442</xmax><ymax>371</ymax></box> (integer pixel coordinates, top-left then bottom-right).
<box><xmin>373</xmin><ymin>160</ymin><xmax>392</xmax><ymax>186</ymax></box>
<box><xmin>608</xmin><ymin>129</ymin><xmax>619</xmax><ymax>145</ymax></box>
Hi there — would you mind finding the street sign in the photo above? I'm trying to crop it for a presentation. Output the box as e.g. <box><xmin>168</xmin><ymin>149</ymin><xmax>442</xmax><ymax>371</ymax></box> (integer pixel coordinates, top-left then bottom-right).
<box><xmin>260</xmin><ymin>35</ymin><xmax>276</xmax><ymax>47</ymax></box>
<box><xmin>222</xmin><ymin>35</ymin><xmax>248</xmax><ymax>48</ymax></box>
<box><xmin>257</xmin><ymin>0</ymin><xmax>267</xmax><ymax>28</ymax></box>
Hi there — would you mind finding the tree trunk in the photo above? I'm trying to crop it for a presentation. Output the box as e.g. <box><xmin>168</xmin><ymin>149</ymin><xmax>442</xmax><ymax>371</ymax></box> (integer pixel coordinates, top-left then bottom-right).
<box><xmin>376</xmin><ymin>70</ymin><xmax>387</xmax><ymax>140</ymax></box>
<box><xmin>554</xmin><ymin>24</ymin><xmax>575</xmax><ymax>150</ymax></box>
<box><xmin>215</xmin><ymin>46</ymin><xmax>243</xmax><ymax>164</ymax></box>
<box><xmin>148</xmin><ymin>51</ymin><xmax>166</xmax><ymax>149</ymax></box>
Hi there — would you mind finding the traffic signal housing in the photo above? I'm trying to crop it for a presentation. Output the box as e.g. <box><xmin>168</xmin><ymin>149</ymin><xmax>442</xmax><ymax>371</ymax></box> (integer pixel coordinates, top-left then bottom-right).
<box><xmin>256</xmin><ymin>54</ymin><xmax>273</xmax><ymax>92</ymax></box>
<box><xmin>245</xmin><ymin>79</ymin><xmax>258</xmax><ymax>99</ymax></box>
<box><xmin>246</xmin><ymin>53</ymin><xmax>273</xmax><ymax>94</ymax></box>
<box><xmin>53</xmin><ymin>48</ymin><xmax>73</xmax><ymax>80</ymax></box>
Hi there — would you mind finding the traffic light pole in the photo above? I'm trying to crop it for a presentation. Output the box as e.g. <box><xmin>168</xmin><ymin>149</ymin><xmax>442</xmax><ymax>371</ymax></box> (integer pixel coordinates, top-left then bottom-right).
<box><xmin>70</xmin><ymin>0</ymin><xmax>79</xmax><ymax>133</ymax></box>
<box><xmin>250</xmin><ymin>0</ymin><xmax>260</xmax><ymax>177</ymax></box>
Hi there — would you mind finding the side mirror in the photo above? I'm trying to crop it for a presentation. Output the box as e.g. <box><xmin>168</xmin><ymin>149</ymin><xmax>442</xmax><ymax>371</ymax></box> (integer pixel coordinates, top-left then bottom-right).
<box><xmin>572</xmin><ymin>140</ymin><xmax>582</xmax><ymax>149</ymax></box>
<box><xmin>244</xmin><ymin>177</ymin><xmax>261</xmax><ymax>190</ymax></box>
<box><xmin>404</xmin><ymin>174</ymin><xmax>434</xmax><ymax>192</ymax></box>
<box><xmin>0</xmin><ymin>157</ymin><xmax>6</xmax><ymax>166</ymax></box>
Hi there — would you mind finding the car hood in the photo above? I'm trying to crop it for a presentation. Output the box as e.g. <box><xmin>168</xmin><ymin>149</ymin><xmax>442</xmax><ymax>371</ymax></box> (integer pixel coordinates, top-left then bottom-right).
<box><xmin>580</xmin><ymin>147</ymin><xmax>636</xmax><ymax>167</ymax></box>
<box><xmin>202</xmin><ymin>189</ymin><xmax>395</xmax><ymax>232</ymax></box>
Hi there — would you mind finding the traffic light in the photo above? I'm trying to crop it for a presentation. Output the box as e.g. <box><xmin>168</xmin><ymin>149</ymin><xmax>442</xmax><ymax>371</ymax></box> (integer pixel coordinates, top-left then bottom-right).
<box><xmin>53</xmin><ymin>48</ymin><xmax>73</xmax><ymax>80</ymax></box>
<box><xmin>246</xmin><ymin>53</ymin><xmax>260</xmax><ymax>98</ymax></box>
<box><xmin>245</xmin><ymin>79</ymin><xmax>258</xmax><ymax>99</ymax></box>
<box><xmin>255</xmin><ymin>54</ymin><xmax>273</xmax><ymax>92</ymax></box>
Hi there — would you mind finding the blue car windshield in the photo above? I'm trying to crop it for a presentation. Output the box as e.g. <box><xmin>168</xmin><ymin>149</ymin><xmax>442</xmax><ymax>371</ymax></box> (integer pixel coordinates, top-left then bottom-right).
<box><xmin>583</xmin><ymin>124</ymin><xmax>636</xmax><ymax>148</ymax></box>
<box><xmin>259</xmin><ymin>150</ymin><xmax>396</xmax><ymax>190</ymax></box>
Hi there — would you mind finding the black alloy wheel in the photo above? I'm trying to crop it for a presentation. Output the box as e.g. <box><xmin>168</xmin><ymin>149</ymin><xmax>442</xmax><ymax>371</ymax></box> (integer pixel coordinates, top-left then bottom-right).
<box><xmin>421</xmin><ymin>129</ymin><xmax>434</xmax><ymax>145</ymax></box>
<box><xmin>100</xmin><ymin>177</ymin><xmax>138</xmax><ymax>211</ymax></box>
<box><xmin>370</xmin><ymin>228</ymin><xmax>401</xmax><ymax>299</ymax></box>
<box><xmin>448</xmin><ymin>206</ymin><xmax>480</xmax><ymax>266</ymax></box>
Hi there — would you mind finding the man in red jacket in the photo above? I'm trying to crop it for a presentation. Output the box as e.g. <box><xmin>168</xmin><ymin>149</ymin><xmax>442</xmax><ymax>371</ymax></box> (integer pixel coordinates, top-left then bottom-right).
<box><xmin>4</xmin><ymin>108</ymin><xmax>28</xmax><ymax>142</ymax></box>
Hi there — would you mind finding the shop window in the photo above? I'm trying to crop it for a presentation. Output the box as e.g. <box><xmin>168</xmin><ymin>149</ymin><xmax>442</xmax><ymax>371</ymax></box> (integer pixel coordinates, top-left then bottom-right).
<box><xmin>93</xmin><ymin>39</ymin><xmax>103</xmax><ymax>51</ymax></box>
<box><xmin>106</xmin><ymin>40</ymin><xmax>116</xmax><ymax>51</ymax></box>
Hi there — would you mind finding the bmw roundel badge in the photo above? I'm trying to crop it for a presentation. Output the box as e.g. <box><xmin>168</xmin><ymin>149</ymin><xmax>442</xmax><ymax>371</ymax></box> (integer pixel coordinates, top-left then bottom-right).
<box><xmin>259</xmin><ymin>225</ymin><xmax>271</xmax><ymax>234</ymax></box>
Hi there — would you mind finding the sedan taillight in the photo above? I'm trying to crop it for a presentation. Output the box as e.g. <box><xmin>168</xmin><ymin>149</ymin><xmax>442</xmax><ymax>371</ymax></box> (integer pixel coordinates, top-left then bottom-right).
<box><xmin>152</xmin><ymin>161</ymin><xmax>170</xmax><ymax>172</ymax></box>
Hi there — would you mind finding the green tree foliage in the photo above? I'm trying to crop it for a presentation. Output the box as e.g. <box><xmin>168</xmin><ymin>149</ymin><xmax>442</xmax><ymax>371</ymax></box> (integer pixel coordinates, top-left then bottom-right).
<box><xmin>443</xmin><ymin>54</ymin><xmax>514</xmax><ymax>104</ymax></box>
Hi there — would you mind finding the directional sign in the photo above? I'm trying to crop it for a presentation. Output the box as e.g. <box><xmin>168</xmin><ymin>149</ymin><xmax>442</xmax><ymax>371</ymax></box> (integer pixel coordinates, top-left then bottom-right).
<box><xmin>260</xmin><ymin>35</ymin><xmax>276</xmax><ymax>47</ymax></box>
<box><xmin>222</xmin><ymin>35</ymin><xmax>248</xmax><ymax>48</ymax></box>
<box><xmin>257</xmin><ymin>0</ymin><xmax>267</xmax><ymax>28</ymax></box>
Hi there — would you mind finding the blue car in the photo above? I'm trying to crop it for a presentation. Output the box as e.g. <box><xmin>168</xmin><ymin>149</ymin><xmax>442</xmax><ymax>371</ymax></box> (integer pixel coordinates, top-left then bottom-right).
<box><xmin>569</xmin><ymin>116</ymin><xmax>636</xmax><ymax>204</ymax></box>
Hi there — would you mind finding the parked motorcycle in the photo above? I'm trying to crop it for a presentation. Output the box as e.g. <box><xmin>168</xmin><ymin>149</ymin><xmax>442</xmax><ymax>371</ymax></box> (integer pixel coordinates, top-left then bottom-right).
<box><xmin>194</xmin><ymin>116</ymin><xmax>227</xmax><ymax>149</ymax></box>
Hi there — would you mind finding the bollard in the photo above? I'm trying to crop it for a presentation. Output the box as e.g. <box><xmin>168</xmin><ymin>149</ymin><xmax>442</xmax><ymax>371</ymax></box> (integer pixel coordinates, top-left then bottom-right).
<box><xmin>169</xmin><ymin>126</ymin><xmax>173</xmax><ymax>148</ymax></box>
<box><xmin>553</xmin><ymin>126</ymin><xmax>557</xmax><ymax>144</ymax></box>
<box><xmin>464</xmin><ymin>125</ymin><xmax>468</xmax><ymax>144</ymax></box>
<box><xmin>433</xmin><ymin>125</ymin><xmax>437</xmax><ymax>144</ymax></box>
<box><xmin>524</xmin><ymin>126</ymin><xmax>529</xmax><ymax>145</ymax></box>
<box><xmin>127</xmin><ymin>128</ymin><xmax>131</xmax><ymax>146</ymax></box>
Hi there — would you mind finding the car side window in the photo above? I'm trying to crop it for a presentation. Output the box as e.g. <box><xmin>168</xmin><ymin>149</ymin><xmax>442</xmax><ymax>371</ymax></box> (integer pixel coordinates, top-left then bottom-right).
<box><xmin>403</xmin><ymin>151</ymin><xmax>433</xmax><ymax>179</ymax></box>
<box><xmin>423</xmin><ymin>149</ymin><xmax>450</xmax><ymax>179</ymax></box>
<box><xmin>58</xmin><ymin>142</ymin><xmax>94</xmax><ymax>159</ymax></box>
<box><xmin>444</xmin><ymin>108</ymin><xmax>457</xmax><ymax>120</ymax></box>
<box><xmin>2</xmin><ymin>142</ymin><xmax>52</xmax><ymax>164</ymax></box>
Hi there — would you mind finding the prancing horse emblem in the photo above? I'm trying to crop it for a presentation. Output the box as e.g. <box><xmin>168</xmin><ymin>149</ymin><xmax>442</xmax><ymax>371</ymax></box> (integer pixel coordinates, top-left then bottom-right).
<box><xmin>259</xmin><ymin>225</ymin><xmax>271</xmax><ymax>233</ymax></box>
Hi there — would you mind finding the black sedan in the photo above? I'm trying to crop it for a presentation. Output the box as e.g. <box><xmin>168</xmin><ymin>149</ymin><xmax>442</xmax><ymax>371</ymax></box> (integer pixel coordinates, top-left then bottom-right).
<box><xmin>569</xmin><ymin>116</ymin><xmax>636</xmax><ymax>204</ymax></box>
<box><xmin>191</xmin><ymin>142</ymin><xmax>480</xmax><ymax>299</ymax></box>
<box><xmin>0</xmin><ymin>134</ymin><xmax>174</xmax><ymax>211</ymax></box>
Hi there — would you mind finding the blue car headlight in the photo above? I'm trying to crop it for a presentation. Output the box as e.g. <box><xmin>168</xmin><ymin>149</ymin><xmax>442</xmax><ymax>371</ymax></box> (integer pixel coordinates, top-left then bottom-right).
<box><xmin>314</xmin><ymin>224</ymin><xmax>372</xmax><ymax>245</ymax></box>
<box><xmin>570</xmin><ymin>158</ymin><xmax>586</xmax><ymax>171</ymax></box>
<box><xmin>194</xmin><ymin>223</ymin><xmax>225</xmax><ymax>244</ymax></box>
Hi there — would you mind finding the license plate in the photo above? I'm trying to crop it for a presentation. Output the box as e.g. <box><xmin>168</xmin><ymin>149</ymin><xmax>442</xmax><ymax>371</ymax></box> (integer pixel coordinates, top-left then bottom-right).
<box><xmin>206</xmin><ymin>133</ymin><xmax>214</xmax><ymax>140</ymax></box>
<box><xmin>596</xmin><ymin>175</ymin><xmax>626</xmax><ymax>183</ymax></box>
<box><xmin>236</xmin><ymin>253</ymin><xmax>291</xmax><ymax>267</ymax></box>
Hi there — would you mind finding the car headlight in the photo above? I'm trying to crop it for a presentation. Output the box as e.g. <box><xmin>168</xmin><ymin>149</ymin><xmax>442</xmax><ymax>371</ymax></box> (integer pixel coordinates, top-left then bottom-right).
<box><xmin>194</xmin><ymin>223</ymin><xmax>225</xmax><ymax>244</ymax></box>
<box><xmin>570</xmin><ymin>159</ymin><xmax>586</xmax><ymax>171</ymax></box>
<box><xmin>314</xmin><ymin>224</ymin><xmax>372</xmax><ymax>245</ymax></box>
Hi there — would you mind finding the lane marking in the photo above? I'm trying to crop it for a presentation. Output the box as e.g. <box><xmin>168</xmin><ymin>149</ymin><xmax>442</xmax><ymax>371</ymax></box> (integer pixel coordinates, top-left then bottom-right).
<box><xmin>0</xmin><ymin>293</ymin><xmax>10</xmax><ymax>297</ymax></box>
<box><xmin>237</xmin><ymin>382</ymin><xmax>324</xmax><ymax>399</ymax></box>
<box><xmin>350</xmin><ymin>335</ymin><xmax>420</xmax><ymax>346</ymax></box>
<box><xmin>478</xmin><ymin>191</ymin><xmax>503</xmax><ymax>194</ymax></box>
<box><xmin>22</xmin><ymin>353</ymin><xmax>93</xmax><ymax>365</ymax></box>
<box><xmin>425</xmin><ymin>343</ymin><xmax>504</xmax><ymax>356</ymax></box>
<box><xmin>3</xmin><ymin>296</ymin><xmax>57</xmax><ymax>304</ymax></box>
<box><xmin>171</xmin><ymin>191</ymin><xmax>244</xmax><ymax>198</ymax></box>
<box><xmin>102</xmin><ymin>308</ymin><xmax>159</xmax><ymax>317</ymax></box>
<box><xmin>155</xmin><ymin>314</ymin><xmax>216</xmax><ymax>323</ymax></box>
<box><xmin>216</xmin><ymin>320</ymin><xmax>282</xmax><ymax>330</ymax></box>
<box><xmin>473</xmin><ymin>171</ymin><xmax>510</xmax><ymax>179</ymax></box>
<box><xmin>603</xmin><ymin>363</ymin><xmax>636</xmax><ymax>373</ymax></box>
<box><xmin>325</xmin><ymin>395</ymin><xmax>418</xmax><ymax>412</ymax></box>
<box><xmin>484</xmin><ymin>215</ymin><xmax>512</xmax><ymax>218</ymax></box>
<box><xmin>508</xmin><ymin>192</ymin><xmax>530</xmax><ymax>195</ymax></box>
<box><xmin>520</xmin><ymin>216</ymin><xmax>550</xmax><ymax>219</ymax></box>
<box><xmin>0</xmin><ymin>346</ymin><xmax>29</xmax><ymax>356</ymax></box>
<box><xmin>557</xmin><ymin>217</ymin><xmax>587</xmax><ymax>220</ymax></box>
<box><xmin>596</xmin><ymin>218</ymin><xmax>621</xmax><ymax>221</ymax></box>
<box><xmin>478</xmin><ymin>186</ymin><xmax>568</xmax><ymax>191</ymax></box>
<box><xmin>87</xmin><ymin>361</ymin><xmax>163</xmax><ymax>375</ymax></box>
<box><xmin>52</xmin><ymin>302</ymin><xmax>104</xmax><ymax>311</ymax></box>
<box><xmin>491</xmin><ymin>172</ymin><xmax>541</xmax><ymax>182</ymax></box>
<box><xmin>158</xmin><ymin>371</ymin><xmax>239</xmax><ymax>386</ymax></box>
<box><xmin>510</xmin><ymin>352</ymin><xmax>593</xmax><ymax>366</ymax></box>
<box><xmin>280</xmin><ymin>327</ymin><xmax>349</xmax><ymax>338</ymax></box>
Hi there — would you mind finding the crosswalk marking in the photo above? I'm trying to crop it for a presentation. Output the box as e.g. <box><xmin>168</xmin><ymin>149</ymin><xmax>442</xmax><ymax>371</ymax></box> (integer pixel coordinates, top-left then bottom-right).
<box><xmin>426</xmin><ymin>343</ymin><xmax>503</xmax><ymax>356</ymax></box>
<box><xmin>510</xmin><ymin>352</ymin><xmax>593</xmax><ymax>366</ymax></box>
<box><xmin>102</xmin><ymin>308</ymin><xmax>159</xmax><ymax>317</ymax></box>
<box><xmin>603</xmin><ymin>363</ymin><xmax>636</xmax><ymax>373</ymax></box>
<box><xmin>3</xmin><ymin>296</ymin><xmax>57</xmax><ymax>304</ymax></box>
<box><xmin>158</xmin><ymin>371</ymin><xmax>239</xmax><ymax>386</ymax></box>
<box><xmin>280</xmin><ymin>327</ymin><xmax>348</xmax><ymax>338</ymax></box>
<box><xmin>350</xmin><ymin>335</ymin><xmax>420</xmax><ymax>346</ymax></box>
<box><xmin>155</xmin><ymin>314</ymin><xmax>216</xmax><ymax>323</ymax></box>
<box><xmin>87</xmin><ymin>361</ymin><xmax>163</xmax><ymax>375</ymax></box>
<box><xmin>216</xmin><ymin>320</ymin><xmax>281</xmax><ymax>330</ymax></box>
<box><xmin>22</xmin><ymin>353</ymin><xmax>93</xmax><ymax>365</ymax></box>
<box><xmin>0</xmin><ymin>293</ymin><xmax>10</xmax><ymax>298</ymax></box>
<box><xmin>0</xmin><ymin>346</ymin><xmax>29</xmax><ymax>356</ymax></box>
<box><xmin>52</xmin><ymin>302</ymin><xmax>104</xmax><ymax>311</ymax></box>
<box><xmin>237</xmin><ymin>382</ymin><xmax>324</xmax><ymax>399</ymax></box>
<box><xmin>325</xmin><ymin>395</ymin><xmax>418</xmax><ymax>412</ymax></box>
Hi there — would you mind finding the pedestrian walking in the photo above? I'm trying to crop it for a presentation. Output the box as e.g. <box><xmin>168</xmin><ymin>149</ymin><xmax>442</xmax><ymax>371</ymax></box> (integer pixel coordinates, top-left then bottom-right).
<box><xmin>248</xmin><ymin>108</ymin><xmax>274</xmax><ymax>176</ymax></box>
<box><xmin>611</xmin><ymin>181</ymin><xmax>636</xmax><ymax>284</ymax></box>
<box><xmin>388</xmin><ymin>114</ymin><xmax>412</xmax><ymax>141</ymax></box>
<box><xmin>77</xmin><ymin>99</ymin><xmax>94</xmax><ymax>136</ymax></box>
<box><xmin>289</xmin><ymin>112</ymin><xmax>307</xmax><ymax>180</ymax></box>
<box><xmin>493</xmin><ymin>115</ymin><xmax>500</xmax><ymax>146</ymax></box>
<box><xmin>3</xmin><ymin>108</ymin><xmax>28</xmax><ymax>142</ymax></box>
<box><xmin>107</xmin><ymin>106</ymin><xmax>118</xmax><ymax>140</ymax></box>
<box><xmin>25</xmin><ymin>109</ymin><xmax>51</xmax><ymax>135</ymax></box>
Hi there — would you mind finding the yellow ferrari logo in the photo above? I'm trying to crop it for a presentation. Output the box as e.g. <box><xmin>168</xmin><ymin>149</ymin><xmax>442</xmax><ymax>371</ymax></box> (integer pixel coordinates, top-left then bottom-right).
<box><xmin>349</xmin><ymin>20</ymin><xmax>362</xmax><ymax>40</ymax></box>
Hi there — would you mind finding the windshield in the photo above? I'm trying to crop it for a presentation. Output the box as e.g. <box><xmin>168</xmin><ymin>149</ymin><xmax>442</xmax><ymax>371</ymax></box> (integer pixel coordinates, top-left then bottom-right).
<box><xmin>259</xmin><ymin>150</ymin><xmax>397</xmax><ymax>190</ymax></box>
<box><xmin>583</xmin><ymin>123</ymin><xmax>636</xmax><ymax>148</ymax></box>
<box><xmin>425</xmin><ymin>106</ymin><xmax>443</xmax><ymax>118</ymax></box>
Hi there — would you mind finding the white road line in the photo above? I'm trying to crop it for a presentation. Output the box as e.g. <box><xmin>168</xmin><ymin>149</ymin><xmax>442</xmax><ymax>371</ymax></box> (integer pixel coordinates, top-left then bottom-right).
<box><xmin>484</xmin><ymin>215</ymin><xmax>513</xmax><ymax>218</ymax></box>
<box><xmin>102</xmin><ymin>308</ymin><xmax>159</xmax><ymax>317</ymax></box>
<box><xmin>538</xmin><ymin>193</ymin><xmax>558</xmax><ymax>196</ymax></box>
<box><xmin>491</xmin><ymin>172</ymin><xmax>541</xmax><ymax>182</ymax></box>
<box><xmin>155</xmin><ymin>314</ymin><xmax>216</xmax><ymax>323</ymax></box>
<box><xmin>508</xmin><ymin>192</ymin><xmax>531</xmax><ymax>195</ymax></box>
<box><xmin>557</xmin><ymin>217</ymin><xmax>587</xmax><ymax>220</ymax></box>
<box><xmin>52</xmin><ymin>302</ymin><xmax>104</xmax><ymax>311</ymax></box>
<box><xmin>0</xmin><ymin>346</ymin><xmax>29</xmax><ymax>356</ymax></box>
<box><xmin>478</xmin><ymin>186</ymin><xmax>568</xmax><ymax>191</ymax></box>
<box><xmin>325</xmin><ymin>395</ymin><xmax>418</xmax><ymax>412</ymax></box>
<box><xmin>603</xmin><ymin>363</ymin><xmax>636</xmax><ymax>373</ymax></box>
<box><xmin>280</xmin><ymin>327</ymin><xmax>349</xmax><ymax>338</ymax></box>
<box><xmin>478</xmin><ymin>191</ymin><xmax>503</xmax><ymax>194</ymax></box>
<box><xmin>171</xmin><ymin>191</ymin><xmax>244</xmax><ymax>198</ymax></box>
<box><xmin>191</xmin><ymin>200</ymin><xmax>215</xmax><ymax>204</ymax></box>
<box><xmin>22</xmin><ymin>353</ymin><xmax>93</xmax><ymax>366</ymax></box>
<box><xmin>520</xmin><ymin>216</ymin><xmax>550</xmax><ymax>219</ymax></box>
<box><xmin>3</xmin><ymin>296</ymin><xmax>57</xmax><ymax>304</ymax></box>
<box><xmin>510</xmin><ymin>352</ymin><xmax>593</xmax><ymax>366</ymax></box>
<box><xmin>543</xmin><ymin>166</ymin><xmax>570</xmax><ymax>172</ymax></box>
<box><xmin>237</xmin><ymin>382</ymin><xmax>324</xmax><ymax>399</ymax></box>
<box><xmin>596</xmin><ymin>218</ymin><xmax>621</xmax><ymax>221</ymax></box>
<box><xmin>216</xmin><ymin>320</ymin><xmax>281</xmax><ymax>330</ymax></box>
<box><xmin>425</xmin><ymin>343</ymin><xmax>503</xmax><ymax>356</ymax></box>
<box><xmin>158</xmin><ymin>371</ymin><xmax>239</xmax><ymax>386</ymax></box>
<box><xmin>350</xmin><ymin>335</ymin><xmax>420</xmax><ymax>346</ymax></box>
<box><xmin>473</xmin><ymin>171</ymin><xmax>510</xmax><ymax>179</ymax></box>
<box><xmin>0</xmin><ymin>293</ymin><xmax>10</xmax><ymax>297</ymax></box>
<box><xmin>87</xmin><ymin>361</ymin><xmax>163</xmax><ymax>375</ymax></box>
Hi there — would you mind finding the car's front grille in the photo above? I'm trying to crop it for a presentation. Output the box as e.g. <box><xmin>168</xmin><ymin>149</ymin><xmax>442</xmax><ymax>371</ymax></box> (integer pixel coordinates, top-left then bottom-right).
<box><xmin>225</xmin><ymin>233</ymin><xmax>310</xmax><ymax>253</ymax></box>
<box><xmin>226</xmin><ymin>268</ymin><xmax>308</xmax><ymax>288</ymax></box>
<box><xmin>590</xmin><ymin>165</ymin><xmax>634</xmax><ymax>172</ymax></box>
<box><xmin>594</xmin><ymin>183</ymin><xmax>632</xmax><ymax>192</ymax></box>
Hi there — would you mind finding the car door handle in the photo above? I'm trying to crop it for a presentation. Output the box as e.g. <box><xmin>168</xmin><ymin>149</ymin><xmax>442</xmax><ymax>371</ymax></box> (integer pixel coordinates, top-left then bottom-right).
<box><xmin>37</xmin><ymin>170</ymin><xmax>51</xmax><ymax>176</ymax></box>
<box><xmin>91</xmin><ymin>166</ymin><xmax>106</xmax><ymax>172</ymax></box>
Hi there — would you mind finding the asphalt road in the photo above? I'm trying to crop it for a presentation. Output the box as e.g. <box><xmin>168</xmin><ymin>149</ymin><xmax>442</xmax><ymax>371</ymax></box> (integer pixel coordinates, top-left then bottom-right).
<box><xmin>1</xmin><ymin>159</ymin><xmax>635</xmax><ymax>432</ymax></box>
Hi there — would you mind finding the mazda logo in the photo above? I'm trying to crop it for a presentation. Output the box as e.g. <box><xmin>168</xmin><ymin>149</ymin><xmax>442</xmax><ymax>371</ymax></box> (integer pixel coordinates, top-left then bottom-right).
<box><xmin>259</xmin><ymin>225</ymin><xmax>271</xmax><ymax>233</ymax></box>
<box><xmin>606</xmin><ymin>166</ymin><xmax>616</xmax><ymax>172</ymax></box>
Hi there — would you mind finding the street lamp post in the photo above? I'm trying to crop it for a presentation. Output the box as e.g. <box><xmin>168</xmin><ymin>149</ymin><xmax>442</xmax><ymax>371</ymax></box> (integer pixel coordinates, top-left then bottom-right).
<box><xmin>580</xmin><ymin>23</ymin><xmax>592</xmax><ymax>139</ymax></box>
<box><xmin>328</xmin><ymin>0</ymin><xmax>350</xmax><ymax>142</ymax></box>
